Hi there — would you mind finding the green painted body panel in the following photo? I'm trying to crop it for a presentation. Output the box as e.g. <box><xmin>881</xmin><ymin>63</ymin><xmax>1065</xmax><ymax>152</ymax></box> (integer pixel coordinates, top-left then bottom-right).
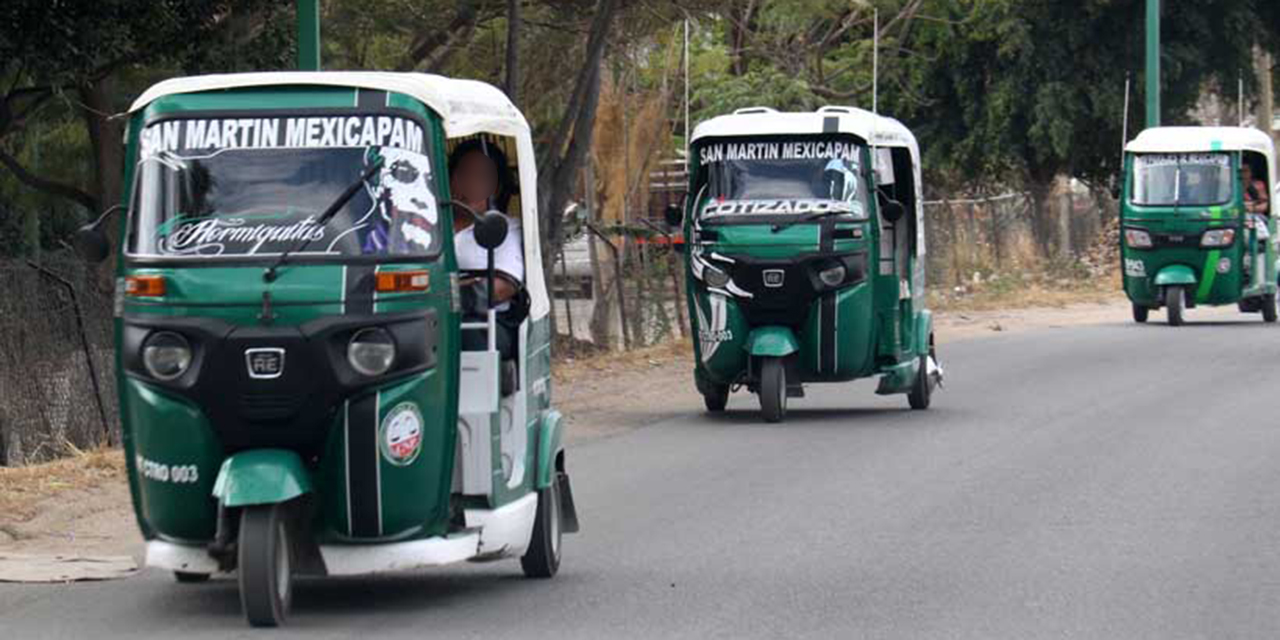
<box><xmin>115</xmin><ymin>86</ymin><xmax>473</xmax><ymax>546</ymax></box>
<box><xmin>1121</xmin><ymin>152</ymin><xmax>1276</xmax><ymax>307</ymax></box>
<box><xmin>1153</xmin><ymin>264</ymin><xmax>1198</xmax><ymax>286</ymax></box>
<box><xmin>535</xmin><ymin>409</ymin><xmax>565</xmax><ymax>489</ymax></box>
<box><xmin>212</xmin><ymin>449</ymin><xmax>312</xmax><ymax>507</ymax></box>
<box><xmin>746</xmin><ymin>326</ymin><xmax>800</xmax><ymax>357</ymax></box>
<box><xmin>797</xmin><ymin>282</ymin><xmax>875</xmax><ymax>381</ymax></box>
<box><xmin>689</xmin><ymin>290</ymin><xmax>750</xmax><ymax>386</ymax></box>
<box><xmin>874</xmin><ymin>358</ymin><xmax>919</xmax><ymax>395</ymax></box>
<box><xmin>124</xmin><ymin>380</ymin><xmax>222</xmax><ymax>541</ymax></box>
<box><xmin>914</xmin><ymin>310</ymin><xmax>934</xmax><ymax>356</ymax></box>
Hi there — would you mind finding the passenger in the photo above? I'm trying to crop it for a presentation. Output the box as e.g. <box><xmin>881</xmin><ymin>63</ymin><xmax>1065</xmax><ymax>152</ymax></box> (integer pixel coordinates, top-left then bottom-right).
<box><xmin>1242</xmin><ymin>163</ymin><xmax>1269</xmax><ymax>215</ymax></box>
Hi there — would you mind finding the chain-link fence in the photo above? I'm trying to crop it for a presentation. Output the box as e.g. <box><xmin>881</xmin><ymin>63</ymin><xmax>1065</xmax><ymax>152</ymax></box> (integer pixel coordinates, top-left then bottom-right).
<box><xmin>549</xmin><ymin>187</ymin><xmax>1114</xmax><ymax>350</ymax></box>
<box><xmin>923</xmin><ymin>193</ymin><xmax>1038</xmax><ymax>288</ymax></box>
<box><xmin>550</xmin><ymin>224</ymin><xmax>688</xmax><ymax>351</ymax></box>
<box><xmin>0</xmin><ymin>253</ymin><xmax>118</xmax><ymax>466</ymax></box>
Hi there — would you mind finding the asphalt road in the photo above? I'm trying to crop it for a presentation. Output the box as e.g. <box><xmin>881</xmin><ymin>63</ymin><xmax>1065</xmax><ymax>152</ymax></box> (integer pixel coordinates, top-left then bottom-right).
<box><xmin>6</xmin><ymin>312</ymin><xmax>1280</xmax><ymax>638</ymax></box>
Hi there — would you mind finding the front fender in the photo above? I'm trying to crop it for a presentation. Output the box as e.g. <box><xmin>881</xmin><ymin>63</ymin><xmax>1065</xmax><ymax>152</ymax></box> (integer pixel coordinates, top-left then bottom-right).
<box><xmin>1153</xmin><ymin>264</ymin><xmax>1198</xmax><ymax>286</ymax></box>
<box><xmin>211</xmin><ymin>449</ymin><xmax>312</xmax><ymax>508</ymax></box>
<box><xmin>745</xmin><ymin>326</ymin><xmax>800</xmax><ymax>357</ymax></box>
<box><xmin>914</xmin><ymin>310</ymin><xmax>933</xmax><ymax>355</ymax></box>
<box><xmin>535</xmin><ymin>410</ymin><xmax>565</xmax><ymax>490</ymax></box>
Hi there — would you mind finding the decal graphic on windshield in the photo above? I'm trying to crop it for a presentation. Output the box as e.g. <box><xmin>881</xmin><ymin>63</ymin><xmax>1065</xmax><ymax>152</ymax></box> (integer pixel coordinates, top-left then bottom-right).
<box><xmin>697</xmin><ymin>136</ymin><xmax>869</xmax><ymax>220</ymax></box>
<box><xmin>139</xmin><ymin>116</ymin><xmax>426</xmax><ymax>157</ymax></box>
<box><xmin>129</xmin><ymin>114</ymin><xmax>439</xmax><ymax>259</ymax></box>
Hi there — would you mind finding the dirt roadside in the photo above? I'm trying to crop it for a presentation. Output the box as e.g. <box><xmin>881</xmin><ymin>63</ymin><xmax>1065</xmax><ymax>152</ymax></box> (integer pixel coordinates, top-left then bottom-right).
<box><xmin>0</xmin><ymin>295</ymin><xmax>1170</xmax><ymax>564</ymax></box>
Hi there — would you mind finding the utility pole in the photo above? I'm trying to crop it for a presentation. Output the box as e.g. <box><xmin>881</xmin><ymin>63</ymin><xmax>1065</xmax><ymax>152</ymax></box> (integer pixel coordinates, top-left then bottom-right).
<box><xmin>1145</xmin><ymin>0</ymin><xmax>1160</xmax><ymax>128</ymax></box>
<box><xmin>298</xmin><ymin>0</ymin><xmax>321</xmax><ymax>71</ymax></box>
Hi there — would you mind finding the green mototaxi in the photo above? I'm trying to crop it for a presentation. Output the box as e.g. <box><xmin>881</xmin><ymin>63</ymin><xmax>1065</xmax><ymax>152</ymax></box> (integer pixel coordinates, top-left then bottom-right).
<box><xmin>669</xmin><ymin>106</ymin><xmax>942</xmax><ymax>423</ymax></box>
<box><xmin>1121</xmin><ymin>126</ymin><xmax>1278</xmax><ymax>326</ymax></box>
<box><xmin>76</xmin><ymin>72</ymin><xmax>578</xmax><ymax>627</ymax></box>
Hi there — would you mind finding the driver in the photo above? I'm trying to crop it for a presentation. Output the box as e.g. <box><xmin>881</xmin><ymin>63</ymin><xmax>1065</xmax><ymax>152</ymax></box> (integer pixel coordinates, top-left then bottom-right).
<box><xmin>1242</xmin><ymin>163</ymin><xmax>1269</xmax><ymax>215</ymax></box>
<box><xmin>450</xmin><ymin>139</ymin><xmax>523</xmax><ymax>307</ymax></box>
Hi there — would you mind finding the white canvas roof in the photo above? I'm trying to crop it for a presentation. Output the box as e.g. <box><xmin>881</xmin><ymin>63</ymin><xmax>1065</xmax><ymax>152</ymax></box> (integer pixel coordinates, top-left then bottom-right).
<box><xmin>1126</xmin><ymin>126</ymin><xmax>1274</xmax><ymax>156</ymax></box>
<box><xmin>129</xmin><ymin>71</ymin><xmax>549</xmax><ymax>319</ymax></box>
<box><xmin>129</xmin><ymin>71</ymin><xmax>528</xmax><ymax>140</ymax></box>
<box><xmin>691</xmin><ymin>106</ymin><xmax>919</xmax><ymax>156</ymax></box>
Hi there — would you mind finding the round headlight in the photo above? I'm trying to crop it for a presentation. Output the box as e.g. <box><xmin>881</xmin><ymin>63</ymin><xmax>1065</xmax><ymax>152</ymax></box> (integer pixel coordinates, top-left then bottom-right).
<box><xmin>348</xmin><ymin>328</ymin><xmax>396</xmax><ymax>376</ymax></box>
<box><xmin>703</xmin><ymin>265</ymin><xmax>731</xmax><ymax>288</ymax></box>
<box><xmin>817</xmin><ymin>263</ymin><xmax>847</xmax><ymax>287</ymax></box>
<box><xmin>142</xmin><ymin>331</ymin><xmax>192</xmax><ymax>381</ymax></box>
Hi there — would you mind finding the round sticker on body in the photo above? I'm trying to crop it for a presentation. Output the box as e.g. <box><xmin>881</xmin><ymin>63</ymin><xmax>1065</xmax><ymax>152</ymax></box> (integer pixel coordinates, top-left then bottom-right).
<box><xmin>379</xmin><ymin>402</ymin><xmax>424</xmax><ymax>466</ymax></box>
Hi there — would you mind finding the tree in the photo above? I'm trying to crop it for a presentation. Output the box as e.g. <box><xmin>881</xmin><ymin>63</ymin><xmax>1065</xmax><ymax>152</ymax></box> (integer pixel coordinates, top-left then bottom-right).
<box><xmin>0</xmin><ymin>0</ymin><xmax>293</xmax><ymax>253</ymax></box>
<box><xmin>908</xmin><ymin>0</ymin><xmax>1280</xmax><ymax>254</ymax></box>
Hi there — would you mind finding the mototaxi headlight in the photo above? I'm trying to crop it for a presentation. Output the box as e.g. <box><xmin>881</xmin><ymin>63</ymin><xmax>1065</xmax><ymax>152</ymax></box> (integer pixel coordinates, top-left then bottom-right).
<box><xmin>703</xmin><ymin>265</ymin><xmax>731</xmax><ymax>288</ymax></box>
<box><xmin>347</xmin><ymin>328</ymin><xmax>396</xmax><ymax>376</ymax></box>
<box><xmin>142</xmin><ymin>331</ymin><xmax>192</xmax><ymax>381</ymax></box>
<box><xmin>1200</xmin><ymin>228</ymin><xmax>1236</xmax><ymax>248</ymax></box>
<box><xmin>817</xmin><ymin>263</ymin><xmax>847</xmax><ymax>288</ymax></box>
<box><xmin>1124</xmin><ymin>228</ymin><xmax>1153</xmax><ymax>249</ymax></box>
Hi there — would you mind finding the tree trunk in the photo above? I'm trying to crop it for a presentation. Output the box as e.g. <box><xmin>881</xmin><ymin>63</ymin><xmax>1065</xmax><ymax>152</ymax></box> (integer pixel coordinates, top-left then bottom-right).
<box><xmin>1027</xmin><ymin>180</ymin><xmax>1055</xmax><ymax>259</ymax></box>
<box><xmin>504</xmin><ymin>0</ymin><xmax>521</xmax><ymax>104</ymax></box>
<box><xmin>1058</xmin><ymin>177</ymin><xmax>1073</xmax><ymax>259</ymax></box>
<box><xmin>537</xmin><ymin>0</ymin><xmax>620</xmax><ymax>278</ymax></box>
<box><xmin>80</xmin><ymin>75</ymin><xmax>124</xmax><ymax>289</ymax></box>
<box><xmin>1257</xmin><ymin>45</ymin><xmax>1275</xmax><ymax>146</ymax></box>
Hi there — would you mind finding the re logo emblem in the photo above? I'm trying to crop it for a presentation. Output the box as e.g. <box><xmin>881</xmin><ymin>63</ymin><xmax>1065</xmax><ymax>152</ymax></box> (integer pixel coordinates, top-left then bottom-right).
<box><xmin>245</xmin><ymin>348</ymin><xmax>285</xmax><ymax>379</ymax></box>
<box><xmin>762</xmin><ymin>269</ymin><xmax>785</xmax><ymax>288</ymax></box>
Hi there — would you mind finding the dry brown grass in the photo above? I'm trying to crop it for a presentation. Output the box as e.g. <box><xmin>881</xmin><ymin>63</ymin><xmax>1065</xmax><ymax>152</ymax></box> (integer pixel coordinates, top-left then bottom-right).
<box><xmin>553</xmin><ymin>336</ymin><xmax>691</xmax><ymax>385</ymax></box>
<box><xmin>0</xmin><ymin>446</ymin><xmax>125</xmax><ymax>526</ymax></box>
<box><xmin>929</xmin><ymin>269</ymin><xmax>1123</xmax><ymax>313</ymax></box>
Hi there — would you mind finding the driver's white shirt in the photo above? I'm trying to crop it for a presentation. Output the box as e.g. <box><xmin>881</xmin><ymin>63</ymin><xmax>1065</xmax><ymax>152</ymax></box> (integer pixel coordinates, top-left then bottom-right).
<box><xmin>455</xmin><ymin>214</ymin><xmax>524</xmax><ymax>308</ymax></box>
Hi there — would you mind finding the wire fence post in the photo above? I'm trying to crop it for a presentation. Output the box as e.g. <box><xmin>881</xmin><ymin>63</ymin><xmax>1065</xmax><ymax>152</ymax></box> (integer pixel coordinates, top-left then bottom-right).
<box><xmin>26</xmin><ymin>261</ymin><xmax>111</xmax><ymax>445</ymax></box>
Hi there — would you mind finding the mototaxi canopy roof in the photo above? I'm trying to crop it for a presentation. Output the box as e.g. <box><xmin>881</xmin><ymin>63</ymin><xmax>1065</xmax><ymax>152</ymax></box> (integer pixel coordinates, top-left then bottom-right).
<box><xmin>1126</xmin><ymin>126</ymin><xmax>1277</xmax><ymax>192</ymax></box>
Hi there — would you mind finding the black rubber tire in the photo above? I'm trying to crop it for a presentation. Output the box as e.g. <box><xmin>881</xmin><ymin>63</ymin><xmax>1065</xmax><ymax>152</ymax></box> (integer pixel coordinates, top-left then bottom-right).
<box><xmin>174</xmin><ymin>571</ymin><xmax>210</xmax><ymax>584</ymax></box>
<box><xmin>521</xmin><ymin>481</ymin><xmax>562</xmax><ymax>578</ymax></box>
<box><xmin>1132</xmin><ymin>304</ymin><xmax>1149</xmax><ymax>323</ymax></box>
<box><xmin>758</xmin><ymin>357</ymin><xmax>787</xmax><ymax>423</ymax></box>
<box><xmin>238</xmin><ymin>504</ymin><xmax>292</xmax><ymax>628</ymax></box>
<box><xmin>908</xmin><ymin>350</ymin><xmax>933</xmax><ymax>410</ymax></box>
<box><xmin>703</xmin><ymin>385</ymin><xmax>729</xmax><ymax>412</ymax></box>
<box><xmin>1263</xmin><ymin>293</ymin><xmax>1277</xmax><ymax>323</ymax></box>
<box><xmin>1165</xmin><ymin>286</ymin><xmax>1184</xmax><ymax>326</ymax></box>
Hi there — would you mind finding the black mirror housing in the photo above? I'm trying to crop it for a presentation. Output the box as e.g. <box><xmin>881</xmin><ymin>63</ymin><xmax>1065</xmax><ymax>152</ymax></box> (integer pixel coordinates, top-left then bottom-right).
<box><xmin>664</xmin><ymin>203</ymin><xmax>683</xmax><ymax>227</ymax></box>
<box><xmin>474</xmin><ymin>210</ymin><xmax>510</xmax><ymax>250</ymax></box>
<box><xmin>881</xmin><ymin>199</ymin><xmax>906</xmax><ymax>224</ymax></box>
<box><xmin>75</xmin><ymin>224</ymin><xmax>111</xmax><ymax>263</ymax></box>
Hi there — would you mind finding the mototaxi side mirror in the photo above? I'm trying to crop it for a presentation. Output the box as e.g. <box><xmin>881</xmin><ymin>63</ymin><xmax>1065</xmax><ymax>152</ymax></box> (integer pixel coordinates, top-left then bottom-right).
<box><xmin>74</xmin><ymin>204</ymin><xmax>122</xmax><ymax>263</ymax></box>
<box><xmin>880</xmin><ymin>198</ymin><xmax>906</xmax><ymax>224</ymax></box>
<box><xmin>1110</xmin><ymin>180</ymin><xmax>1122</xmax><ymax>200</ymax></box>
<box><xmin>75</xmin><ymin>225</ymin><xmax>111</xmax><ymax>263</ymax></box>
<box><xmin>474</xmin><ymin>210</ymin><xmax>510</xmax><ymax>250</ymax></box>
<box><xmin>664</xmin><ymin>203</ymin><xmax>683</xmax><ymax>227</ymax></box>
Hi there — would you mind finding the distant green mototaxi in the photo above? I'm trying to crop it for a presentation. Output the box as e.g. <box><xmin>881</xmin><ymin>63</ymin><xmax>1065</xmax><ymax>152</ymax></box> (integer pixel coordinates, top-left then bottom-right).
<box><xmin>78</xmin><ymin>72</ymin><xmax>578</xmax><ymax>627</ymax></box>
<box><xmin>1120</xmin><ymin>126</ymin><xmax>1278</xmax><ymax>325</ymax></box>
<box><xmin>668</xmin><ymin>106</ymin><xmax>942</xmax><ymax>422</ymax></box>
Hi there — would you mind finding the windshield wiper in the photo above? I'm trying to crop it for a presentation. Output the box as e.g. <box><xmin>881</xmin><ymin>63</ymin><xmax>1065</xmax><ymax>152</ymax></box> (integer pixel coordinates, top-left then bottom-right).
<box><xmin>263</xmin><ymin>158</ymin><xmax>384</xmax><ymax>283</ymax></box>
<box><xmin>771</xmin><ymin>208</ymin><xmax>845</xmax><ymax>233</ymax></box>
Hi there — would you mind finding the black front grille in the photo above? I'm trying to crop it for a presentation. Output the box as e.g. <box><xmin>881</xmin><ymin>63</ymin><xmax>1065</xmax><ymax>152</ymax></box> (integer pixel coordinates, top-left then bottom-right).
<box><xmin>718</xmin><ymin>252</ymin><xmax>868</xmax><ymax>326</ymax></box>
<box><xmin>240</xmin><ymin>393</ymin><xmax>303</xmax><ymax>421</ymax></box>
<box><xmin>1151</xmin><ymin>233</ymin><xmax>1202</xmax><ymax>249</ymax></box>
